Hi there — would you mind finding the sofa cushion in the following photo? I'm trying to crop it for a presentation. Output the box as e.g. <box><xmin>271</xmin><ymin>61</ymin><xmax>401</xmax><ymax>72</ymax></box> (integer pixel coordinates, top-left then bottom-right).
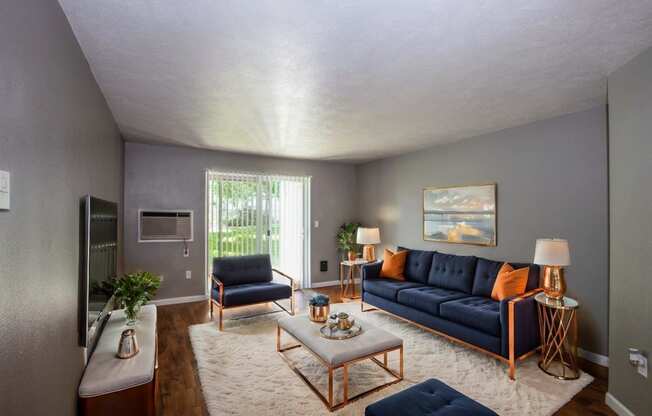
<box><xmin>212</xmin><ymin>282</ymin><xmax>291</xmax><ymax>307</ymax></box>
<box><xmin>439</xmin><ymin>296</ymin><xmax>501</xmax><ymax>337</ymax></box>
<box><xmin>398</xmin><ymin>247</ymin><xmax>434</xmax><ymax>284</ymax></box>
<box><xmin>363</xmin><ymin>278</ymin><xmax>424</xmax><ymax>301</ymax></box>
<box><xmin>379</xmin><ymin>249</ymin><xmax>408</xmax><ymax>280</ymax></box>
<box><xmin>213</xmin><ymin>254</ymin><xmax>273</xmax><ymax>286</ymax></box>
<box><xmin>397</xmin><ymin>286</ymin><xmax>468</xmax><ymax>316</ymax></box>
<box><xmin>365</xmin><ymin>378</ymin><xmax>498</xmax><ymax>416</ymax></box>
<box><xmin>471</xmin><ymin>257</ymin><xmax>504</xmax><ymax>297</ymax></box>
<box><xmin>428</xmin><ymin>253</ymin><xmax>478</xmax><ymax>293</ymax></box>
<box><xmin>491</xmin><ymin>263</ymin><xmax>529</xmax><ymax>301</ymax></box>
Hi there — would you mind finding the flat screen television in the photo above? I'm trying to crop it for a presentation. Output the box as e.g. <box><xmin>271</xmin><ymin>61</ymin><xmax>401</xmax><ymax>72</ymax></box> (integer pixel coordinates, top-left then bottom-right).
<box><xmin>79</xmin><ymin>195</ymin><xmax>118</xmax><ymax>353</ymax></box>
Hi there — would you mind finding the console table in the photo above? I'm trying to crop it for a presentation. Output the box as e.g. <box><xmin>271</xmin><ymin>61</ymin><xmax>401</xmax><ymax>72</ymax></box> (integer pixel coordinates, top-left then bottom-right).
<box><xmin>79</xmin><ymin>304</ymin><xmax>158</xmax><ymax>416</ymax></box>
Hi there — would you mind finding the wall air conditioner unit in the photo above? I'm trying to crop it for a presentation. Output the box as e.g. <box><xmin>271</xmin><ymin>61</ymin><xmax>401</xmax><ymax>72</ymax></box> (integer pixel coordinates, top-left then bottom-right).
<box><xmin>138</xmin><ymin>210</ymin><xmax>193</xmax><ymax>242</ymax></box>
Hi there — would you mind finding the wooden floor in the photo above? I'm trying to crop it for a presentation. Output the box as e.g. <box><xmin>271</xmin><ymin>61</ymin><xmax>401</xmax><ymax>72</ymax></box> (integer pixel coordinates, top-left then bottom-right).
<box><xmin>156</xmin><ymin>285</ymin><xmax>615</xmax><ymax>416</ymax></box>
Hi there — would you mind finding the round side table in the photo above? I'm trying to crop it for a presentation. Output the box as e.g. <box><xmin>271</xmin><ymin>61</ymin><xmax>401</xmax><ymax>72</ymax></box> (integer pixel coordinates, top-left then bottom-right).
<box><xmin>534</xmin><ymin>292</ymin><xmax>580</xmax><ymax>380</ymax></box>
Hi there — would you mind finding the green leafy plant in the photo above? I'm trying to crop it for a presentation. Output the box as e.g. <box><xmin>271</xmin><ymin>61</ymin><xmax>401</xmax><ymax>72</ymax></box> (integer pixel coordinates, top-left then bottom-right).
<box><xmin>337</xmin><ymin>222</ymin><xmax>360</xmax><ymax>253</ymax></box>
<box><xmin>113</xmin><ymin>271</ymin><xmax>161</xmax><ymax>325</ymax></box>
<box><xmin>308</xmin><ymin>294</ymin><xmax>330</xmax><ymax>307</ymax></box>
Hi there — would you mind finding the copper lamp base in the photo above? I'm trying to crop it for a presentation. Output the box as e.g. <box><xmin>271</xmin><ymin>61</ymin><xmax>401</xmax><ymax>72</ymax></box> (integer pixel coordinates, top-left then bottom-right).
<box><xmin>362</xmin><ymin>245</ymin><xmax>376</xmax><ymax>262</ymax></box>
<box><xmin>542</xmin><ymin>266</ymin><xmax>566</xmax><ymax>300</ymax></box>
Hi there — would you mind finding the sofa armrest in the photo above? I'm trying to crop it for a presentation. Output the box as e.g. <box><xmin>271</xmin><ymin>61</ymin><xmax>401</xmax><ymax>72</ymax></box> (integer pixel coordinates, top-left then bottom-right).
<box><xmin>361</xmin><ymin>261</ymin><xmax>383</xmax><ymax>281</ymax></box>
<box><xmin>272</xmin><ymin>268</ymin><xmax>295</xmax><ymax>289</ymax></box>
<box><xmin>210</xmin><ymin>275</ymin><xmax>224</xmax><ymax>305</ymax></box>
<box><xmin>500</xmin><ymin>289</ymin><xmax>542</xmax><ymax>359</ymax></box>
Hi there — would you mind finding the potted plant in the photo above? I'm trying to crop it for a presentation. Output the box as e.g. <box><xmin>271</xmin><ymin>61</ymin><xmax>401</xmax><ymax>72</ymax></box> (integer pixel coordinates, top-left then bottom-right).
<box><xmin>337</xmin><ymin>222</ymin><xmax>360</xmax><ymax>261</ymax></box>
<box><xmin>112</xmin><ymin>271</ymin><xmax>161</xmax><ymax>326</ymax></box>
<box><xmin>308</xmin><ymin>294</ymin><xmax>330</xmax><ymax>323</ymax></box>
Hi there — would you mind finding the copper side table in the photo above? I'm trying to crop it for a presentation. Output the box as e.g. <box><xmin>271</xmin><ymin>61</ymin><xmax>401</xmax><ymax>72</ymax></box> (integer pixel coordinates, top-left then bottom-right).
<box><xmin>535</xmin><ymin>292</ymin><xmax>580</xmax><ymax>380</ymax></box>
<box><xmin>339</xmin><ymin>259</ymin><xmax>368</xmax><ymax>299</ymax></box>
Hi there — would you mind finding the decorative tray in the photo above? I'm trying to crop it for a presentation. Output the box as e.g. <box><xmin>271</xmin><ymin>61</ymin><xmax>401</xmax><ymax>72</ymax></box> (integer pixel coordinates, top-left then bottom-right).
<box><xmin>319</xmin><ymin>323</ymin><xmax>363</xmax><ymax>340</ymax></box>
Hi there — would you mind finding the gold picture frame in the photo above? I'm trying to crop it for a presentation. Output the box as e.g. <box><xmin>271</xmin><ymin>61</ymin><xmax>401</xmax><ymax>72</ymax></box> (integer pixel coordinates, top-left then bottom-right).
<box><xmin>423</xmin><ymin>183</ymin><xmax>496</xmax><ymax>246</ymax></box>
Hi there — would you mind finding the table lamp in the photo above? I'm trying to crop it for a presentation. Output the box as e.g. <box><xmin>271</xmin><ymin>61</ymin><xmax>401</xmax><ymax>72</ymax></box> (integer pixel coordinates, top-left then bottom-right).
<box><xmin>357</xmin><ymin>227</ymin><xmax>381</xmax><ymax>262</ymax></box>
<box><xmin>534</xmin><ymin>238</ymin><xmax>571</xmax><ymax>300</ymax></box>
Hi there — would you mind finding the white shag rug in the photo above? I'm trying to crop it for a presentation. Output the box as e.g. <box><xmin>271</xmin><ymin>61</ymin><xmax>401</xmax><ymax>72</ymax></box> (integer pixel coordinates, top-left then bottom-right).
<box><xmin>189</xmin><ymin>303</ymin><xmax>592</xmax><ymax>416</ymax></box>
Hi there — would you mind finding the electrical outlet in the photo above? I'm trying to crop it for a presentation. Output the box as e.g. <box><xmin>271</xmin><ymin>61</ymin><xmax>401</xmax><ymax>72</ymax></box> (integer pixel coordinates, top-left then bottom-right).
<box><xmin>185</xmin><ymin>270</ymin><xmax>192</xmax><ymax>280</ymax></box>
<box><xmin>629</xmin><ymin>348</ymin><xmax>648</xmax><ymax>378</ymax></box>
<box><xmin>639</xmin><ymin>357</ymin><xmax>648</xmax><ymax>378</ymax></box>
<box><xmin>160</xmin><ymin>275</ymin><xmax>164</xmax><ymax>282</ymax></box>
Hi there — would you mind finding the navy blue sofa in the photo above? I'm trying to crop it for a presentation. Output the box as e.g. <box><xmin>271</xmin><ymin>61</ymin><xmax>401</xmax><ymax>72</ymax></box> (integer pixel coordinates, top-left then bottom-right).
<box><xmin>210</xmin><ymin>254</ymin><xmax>295</xmax><ymax>330</ymax></box>
<box><xmin>361</xmin><ymin>248</ymin><xmax>541</xmax><ymax>379</ymax></box>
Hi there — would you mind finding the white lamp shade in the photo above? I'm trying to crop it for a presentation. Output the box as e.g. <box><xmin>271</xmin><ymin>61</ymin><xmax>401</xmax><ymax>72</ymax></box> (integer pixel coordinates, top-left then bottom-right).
<box><xmin>534</xmin><ymin>239</ymin><xmax>571</xmax><ymax>266</ymax></box>
<box><xmin>357</xmin><ymin>227</ymin><xmax>381</xmax><ymax>245</ymax></box>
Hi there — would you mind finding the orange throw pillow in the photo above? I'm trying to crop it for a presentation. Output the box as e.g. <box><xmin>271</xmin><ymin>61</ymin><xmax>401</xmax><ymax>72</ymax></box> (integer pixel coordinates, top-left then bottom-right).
<box><xmin>379</xmin><ymin>249</ymin><xmax>407</xmax><ymax>280</ymax></box>
<box><xmin>491</xmin><ymin>263</ymin><xmax>529</xmax><ymax>301</ymax></box>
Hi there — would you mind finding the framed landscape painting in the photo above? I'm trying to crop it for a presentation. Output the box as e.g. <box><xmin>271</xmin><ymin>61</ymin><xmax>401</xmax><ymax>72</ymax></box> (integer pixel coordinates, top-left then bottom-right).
<box><xmin>423</xmin><ymin>184</ymin><xmax>496</xmax><ymax>246</ymax></box>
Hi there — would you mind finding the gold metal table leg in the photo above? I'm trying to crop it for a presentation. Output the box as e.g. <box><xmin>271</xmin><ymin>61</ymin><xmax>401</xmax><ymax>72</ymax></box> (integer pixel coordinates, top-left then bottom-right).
<box><xmin>537</xmin><ymin>304</ymin><xmax>579</xmax><ymax>380</ymax></box>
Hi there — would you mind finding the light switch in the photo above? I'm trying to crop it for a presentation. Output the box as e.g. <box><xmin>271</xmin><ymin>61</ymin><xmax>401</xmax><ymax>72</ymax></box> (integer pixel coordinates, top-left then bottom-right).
<box><xmin>0</xmin><ymin>170</ymin><xmax>9</xmax><ymax>210</ymax></box>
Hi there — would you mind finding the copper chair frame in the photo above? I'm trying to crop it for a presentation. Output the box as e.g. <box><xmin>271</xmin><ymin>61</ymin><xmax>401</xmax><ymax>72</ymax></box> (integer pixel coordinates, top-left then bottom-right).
<box><xmin>276</xmin><ymin>324</ymin><xmax>403</xmax><ymax>412</ymax></box>
<box><xmin>209</xmin><ymin>268</ymin><xmax>295</xmax><ymax>331</ymax></box>
<box><xmin>361</xmin><ymin>288</ymin><xmax>543</xmax><ymax>380</ymax></box>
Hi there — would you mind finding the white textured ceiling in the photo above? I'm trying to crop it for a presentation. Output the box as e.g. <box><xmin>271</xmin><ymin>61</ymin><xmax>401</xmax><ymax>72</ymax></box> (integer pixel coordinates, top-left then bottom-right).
<box><xmin>59</xmin><ymin>1</ymin><xmax>652</xmax><ymax>161</ymax></box>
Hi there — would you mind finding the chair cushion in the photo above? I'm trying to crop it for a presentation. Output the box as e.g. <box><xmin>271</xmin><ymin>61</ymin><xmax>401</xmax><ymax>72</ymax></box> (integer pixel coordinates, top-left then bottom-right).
<box><xmin>428</xmin><ymin>253</ymin><xmax>478</xmax><ymax>293</ymax></box>
<box><xmin>365</xmin><ymin>378</ymin><xmax>497</xmax><ymax>416</ymax></box>
<box><xmin>213</xmin><ymin>254</ymin><xmax>273</xmax><ymax>286</ymax></box>
<box><xmin>397</xmin><ymin>286</ymin><xmax>468</xmax><ymax>316</ymax></box>
<box><xmin>363</xmin><ymin>278</ymin><xmax>424</xmax><ymax>301</ymax></box>
<box><xmin>398</xmin><ymin>247</ymin><xmax>434</xmax><ymax>284</ymax></box>
<box><xmin>471</xmin><ymin>257</ymin><xmax>504</xmax><ymax>297</ymax></box>
<box><xmin>212</xmin><ymin>282</ymin><xmax>291</xmax><ymax>307</ymax></box>
<box><xmin>440</xmin><ymin>296</ymin><xmax>501</xmax><ymax>337</ymax></box>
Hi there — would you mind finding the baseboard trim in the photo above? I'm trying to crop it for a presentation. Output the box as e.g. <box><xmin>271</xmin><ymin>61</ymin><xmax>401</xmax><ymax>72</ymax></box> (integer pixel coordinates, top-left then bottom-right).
<box><xmin>578</xmin><ymin>348</ymin><xmax>609</xmax><ymax>367</ymax></box>
<box><xmin>310</xmin><ymin>278</ymin><xmax>360</xmax><ymax>288</ymax></box>
<box><xmin>606</xmin><ymin>392</ymin><xmax>636</xmax><ymax>416</ymax></box>
<box><xmin>150</xmin><ymin>295</ymin><xmax>208</xmax><ymax>306</ymax></box>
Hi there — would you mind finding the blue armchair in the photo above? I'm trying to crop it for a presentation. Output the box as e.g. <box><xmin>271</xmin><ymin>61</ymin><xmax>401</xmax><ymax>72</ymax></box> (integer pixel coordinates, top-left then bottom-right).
<box><xmin>209</xmin><ymin>254</ymin><xmax>295</xmax><ymax>331</ymax></box>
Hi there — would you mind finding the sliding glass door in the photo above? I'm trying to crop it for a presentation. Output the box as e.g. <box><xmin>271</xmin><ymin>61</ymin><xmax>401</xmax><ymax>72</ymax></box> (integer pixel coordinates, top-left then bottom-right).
<box><xmin>206</xmin><ymin>172</ymin><xmax>311</xmax><ymax>288</ymax></box>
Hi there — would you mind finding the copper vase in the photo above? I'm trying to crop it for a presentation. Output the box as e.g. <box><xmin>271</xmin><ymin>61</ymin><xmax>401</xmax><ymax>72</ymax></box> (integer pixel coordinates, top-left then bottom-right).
<box><xmin>309</xmin><ymin>305</ymin><xmax>330</xmax><ymax>323</ymax></box>
<box><xmin>542</xmin><ymin>266</ymin><xmax>566</xmax><ymax>299</ymax></box>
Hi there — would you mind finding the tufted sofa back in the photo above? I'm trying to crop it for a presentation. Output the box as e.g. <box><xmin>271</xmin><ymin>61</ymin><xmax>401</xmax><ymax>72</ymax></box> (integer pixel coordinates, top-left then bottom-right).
<box><xmin>428</xmin><ymin>252</ymin><xmax>478</xmax><ymax>293</ymax></box>
<box><xmin>398</xmin><ymin>246</ymin><xmax>434</xmax><ymax>283</ymax></box>
<box><xmin>396</xmin><ymin>247</ymin><xmax>539</xmax><ymax>297</ymax></box>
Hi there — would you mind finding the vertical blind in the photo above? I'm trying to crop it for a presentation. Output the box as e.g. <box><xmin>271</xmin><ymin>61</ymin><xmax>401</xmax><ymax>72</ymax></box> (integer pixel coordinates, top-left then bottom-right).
<box><xmin>206</xmin><ymin>171</ymin><xmax>311</xmax><ymax>288</ymax></box>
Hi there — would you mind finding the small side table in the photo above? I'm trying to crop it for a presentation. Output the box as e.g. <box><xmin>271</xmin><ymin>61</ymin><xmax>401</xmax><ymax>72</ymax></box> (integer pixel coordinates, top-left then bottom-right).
<box><xmin>339</xmin><ymin>259</ymin><xmax>368</xmax><ymax>299</ymax></box>
<box><xmin>535</xmin><ymin>292</ymin><xmax>580</xmax><ymax>380</ymax></box>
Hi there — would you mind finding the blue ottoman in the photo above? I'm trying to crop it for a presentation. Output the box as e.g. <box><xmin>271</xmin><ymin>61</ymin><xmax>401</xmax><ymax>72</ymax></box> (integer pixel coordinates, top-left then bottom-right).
<box><xmin>365</xmin><ymin>379</ymin><xmax>497</xmax><ymax>416</ymax></box>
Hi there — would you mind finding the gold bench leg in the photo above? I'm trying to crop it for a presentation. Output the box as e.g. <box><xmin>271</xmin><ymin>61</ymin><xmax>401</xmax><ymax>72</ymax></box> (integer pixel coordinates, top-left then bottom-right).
<box><xmin>343</xmin><ymin>364</ymin><xmax>349</xmax><ymax>405</ymax></box>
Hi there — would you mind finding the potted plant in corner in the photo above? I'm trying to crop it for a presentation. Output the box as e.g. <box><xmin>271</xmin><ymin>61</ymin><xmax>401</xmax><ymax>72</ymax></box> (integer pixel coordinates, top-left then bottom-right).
<box><xmin>113</xmin><ymin>271</ymin><xmax>161</xmax><ymax>326</ymax></box>
<box><xmin>337</xmin><ymin>222</ymin><xmax>360</xmax><ymax>261</ymax></box>
<box><xmin>308</xmin><ymin>294</ymin><xmax>330</xmax><ymax>323</ymax></box>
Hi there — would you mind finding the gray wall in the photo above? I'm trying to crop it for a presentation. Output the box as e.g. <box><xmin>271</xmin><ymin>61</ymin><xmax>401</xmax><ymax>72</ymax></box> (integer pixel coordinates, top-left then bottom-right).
<box><xmin>356</xmin><ymin>107</ymin><xmax>609</xmax><ymax>356</ymax></box>
<box><xmin>607</xmin><ymin>47</ymin><xmax>652</xmax><ymax>415</ymax></box>
<box><xmin>124</xmin><ymin>142</ymin><xmax>357</xmax><ymax>299</ymax></box>
<box><xmin>0</xmin><ymin>1</ymin><xmax>123</xmax><ymax>415</ymax></box>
